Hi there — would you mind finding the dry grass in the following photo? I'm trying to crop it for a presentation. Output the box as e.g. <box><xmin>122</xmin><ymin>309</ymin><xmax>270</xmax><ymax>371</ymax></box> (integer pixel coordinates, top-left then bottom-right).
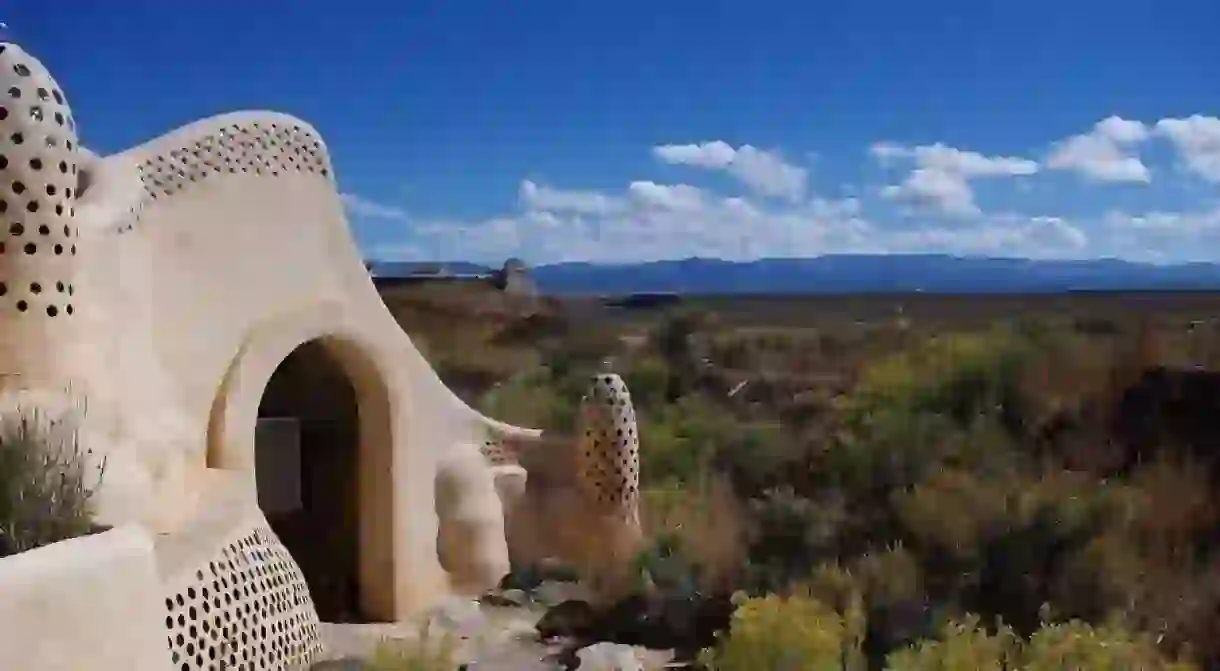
<box><xmin>1075</xmin><ymin>455</ymin><xmax>1220</xmax><ymax>661</ymax></box>
<box><xmin>641</xmin><ymin>475</ymin><xmax>750</xmax><ymax>594</ymax></box>
<box><xmin>364</xmin><ymin>623</ymin><xmax>462</xmax><ymax>671</ymax></box>
<box><xmin>382</xmin><ymin>282</ymin><xmax>545</xmax><ymax>400</ymax></box>
<box><xmin>0</xmin><ymin>406</ymin><xmax>105</xmax><ymax>557</ymax></box>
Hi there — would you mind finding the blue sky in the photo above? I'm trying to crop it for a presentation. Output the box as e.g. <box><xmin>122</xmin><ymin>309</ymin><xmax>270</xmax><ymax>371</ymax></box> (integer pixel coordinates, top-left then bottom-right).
<box><xmin>9</xmin><ymin>1</ymin><xmax>1220</xmax><ymax>264</ymax></box>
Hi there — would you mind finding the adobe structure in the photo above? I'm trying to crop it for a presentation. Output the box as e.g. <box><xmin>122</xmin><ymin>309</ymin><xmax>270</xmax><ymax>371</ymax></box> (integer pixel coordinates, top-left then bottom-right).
<box><xmin>0</xmin><ymin>40</ymin><xmax>643</xmax><ymax>670</ymax></box>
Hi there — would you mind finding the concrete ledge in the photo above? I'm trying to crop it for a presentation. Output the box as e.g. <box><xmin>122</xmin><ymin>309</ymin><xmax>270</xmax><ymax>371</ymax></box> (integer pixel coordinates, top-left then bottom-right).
<box><xmin>0</xmin><ymin>525</ymin><xmax>169</xmax><ymax>671</ymax></box>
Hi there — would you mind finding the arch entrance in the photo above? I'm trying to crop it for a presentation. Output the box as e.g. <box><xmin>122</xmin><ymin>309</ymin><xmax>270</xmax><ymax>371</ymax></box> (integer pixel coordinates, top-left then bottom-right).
<box><xmin>215</xmin><ymin>333</ymin><xmax>396</xmax><ymax>623</ymax></box>
<box><xmin>256</xmin><ymin>340</ymin><xmax>360</xmax><ymax>621</ymax></box>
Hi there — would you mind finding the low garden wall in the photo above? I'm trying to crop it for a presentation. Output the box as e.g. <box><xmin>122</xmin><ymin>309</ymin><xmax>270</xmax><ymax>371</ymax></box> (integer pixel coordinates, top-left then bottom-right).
<box><xmin>0</xmin><ymin>525</ymin><xmax>169</xmax><ymax>671</ymax></box>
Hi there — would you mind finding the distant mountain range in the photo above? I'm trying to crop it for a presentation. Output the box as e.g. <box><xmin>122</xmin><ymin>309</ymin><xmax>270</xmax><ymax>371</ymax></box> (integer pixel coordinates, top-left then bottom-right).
<box><xmin>366</xmin><ymin>255</ymin><xmax>1220</xmax><ymax>295</ymax></box>
<box><xmin>366</xmin><ymin>261</ymin><xmax>495</xmax><ymax>278</ymax></box>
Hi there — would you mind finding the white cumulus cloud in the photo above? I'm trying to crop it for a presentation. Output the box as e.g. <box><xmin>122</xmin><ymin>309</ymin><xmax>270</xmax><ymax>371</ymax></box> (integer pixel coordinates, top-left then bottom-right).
<box><xmin>353</xmin><ymin>118</ymin><xmax>1220</xmax><ymax>265</ymax></box>
<box><xmin>626</xmin><ymin>181</ymin><xmax>707</xmax><ymax>211</ymax></box>
<box><xmin>872</xmin><ymin>142</ymin><xmax>1038</xmax><ymax>216</ymax></box>
<box><xmin>518</xmin><ymin>179</ymin><xmax>623</xmax><ymax>214</ymax></box>
<box><xmin>652</xmin><ymin>140</ymin><xmax>808</xmax><ymax>201</ymax></box>
<box><xmin>1045</xmin><ymin>116</ymin><xmax>1151</xmax><ymax>183</ymax></box>
<box><xmin>392</xmin><ymin>176</ymin><xmax>1088</xmax><ymax>265</ymax></box>
<box><xmin>340</xmin><ymin>193</ymin><xmax>408</xmax><ymax>220</ymax></box>
<box><xmin>1154</xmin><ymin>115</ymin><xmax>1220</xmax><ymax>183</ymax></box>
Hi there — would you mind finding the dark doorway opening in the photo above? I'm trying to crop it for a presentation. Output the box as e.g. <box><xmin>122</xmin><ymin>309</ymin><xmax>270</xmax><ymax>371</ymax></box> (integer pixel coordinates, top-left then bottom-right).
<box><xmin>255</xmin><ymin>339</ymin><xmax>365</xmax><ymax>623</ymax></box>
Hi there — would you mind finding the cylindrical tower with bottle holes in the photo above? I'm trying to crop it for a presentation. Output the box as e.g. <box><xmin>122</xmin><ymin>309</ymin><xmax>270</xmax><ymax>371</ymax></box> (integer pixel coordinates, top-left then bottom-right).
<box><xmin>576</xmin><ymin>373</ymin><xmax>642</xmax><ymax>523</ymax></box>
<box><xmin>0</xmin><ymin>41</ymin><xmax>82</xmax><ymax>389</ymax></box>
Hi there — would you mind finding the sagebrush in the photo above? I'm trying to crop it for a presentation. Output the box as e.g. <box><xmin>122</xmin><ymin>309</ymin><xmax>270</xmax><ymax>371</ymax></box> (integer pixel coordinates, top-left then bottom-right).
<box><xmin>0</xmin><ymin>406</ymin><xmax>105</xmax><ymax>556</ymax></box>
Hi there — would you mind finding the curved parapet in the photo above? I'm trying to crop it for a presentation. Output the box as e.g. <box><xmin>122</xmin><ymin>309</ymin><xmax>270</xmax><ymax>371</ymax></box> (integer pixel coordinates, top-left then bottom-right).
<box><xmin>130</xmin><ymin>111</ymin><xmax>332</xmax><ymax>203</ymax></box>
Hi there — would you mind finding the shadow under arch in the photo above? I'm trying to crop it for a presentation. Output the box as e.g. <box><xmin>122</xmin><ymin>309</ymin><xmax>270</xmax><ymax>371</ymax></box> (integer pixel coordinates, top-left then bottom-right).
<box><xmin>207</xmin><ymin>304</ymin><xmax>396</xmax><ymax>622</ymax></box>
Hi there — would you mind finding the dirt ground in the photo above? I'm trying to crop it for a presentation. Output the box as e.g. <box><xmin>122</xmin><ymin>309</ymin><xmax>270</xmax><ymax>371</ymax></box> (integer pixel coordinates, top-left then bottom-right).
<box><xmin>315</xmin><ymin>597</ymin><xmax>676</xmax><ymax>670</ymax></box>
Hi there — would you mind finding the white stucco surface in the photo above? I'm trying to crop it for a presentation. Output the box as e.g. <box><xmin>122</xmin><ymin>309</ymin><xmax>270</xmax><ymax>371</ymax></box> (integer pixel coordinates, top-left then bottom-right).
<box><xmin>0</xmin><ymin>526</ymin><xmax>168</xmax><ymax>671</ymax></box>
<box><xmin>0</xmin><ymin>37</ymin><xmax>646</xmax><ymax>670</ymax></box>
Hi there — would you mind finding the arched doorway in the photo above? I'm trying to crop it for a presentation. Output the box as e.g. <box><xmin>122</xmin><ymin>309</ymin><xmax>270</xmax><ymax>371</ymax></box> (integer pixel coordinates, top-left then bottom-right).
<box><xmin>253</xmin><ymin>339</ymin><xmax>379</xmax><ymax>623</ymax></box>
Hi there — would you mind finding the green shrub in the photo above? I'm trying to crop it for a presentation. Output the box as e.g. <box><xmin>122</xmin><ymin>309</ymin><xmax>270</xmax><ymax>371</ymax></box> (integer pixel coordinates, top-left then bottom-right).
<box><xmin>479</xmin><ymin>369</ymin><xmax>578</xmax><ymax>432</ymax></box>
<box><xmin>886</xmin><ymin>615</ymin><xmax>1197</xmax><ymax>671</ymax></box>
<box><xmin>894</xmin><ymin>470</ymin><xmax>1126</xmax><ymax>635</ymax></box>
<box><xmin>541</xmin><ymin>325</ymin><xmax>621</xmax><ymax>376</ymax></box>
<box><xmin>1022</xmin><ymin>618</ymin><xmax>1196</xmax><ymax>671</ymax></box>
<box><xmin>816</xmin><ymin>331</ymin><xmax>1051</xmax><ymax>567</ymax></box>
<box><xmin>631</xmin><ymin>528</ymin><xmax>700</xmax><ymax>598</ymax></box>
<box><xmin>745</xmin><ymin>487</ymin><xmax>846</xmax><ymax>591</ymax></box>
<box><xmin>885</xmin><ymin>615</ymin><xmax>1019</xmax><ymax>670</ymax></box>
<box><xmin>621</xmin><ymin>354</ymin><xmax>672</xmax><ymax>409</ymax></box>
<box><xmin>819</xmin><ymin>330</ymin><xmax>1038</xmax><ymax>514</ymax></box>
<box><xmin>0</xmin><ymin>407</ymin><xmax>105</xmax><ymax>557</ymax></box>
<box><xmin>702</xmin><ymin>596</ymin><xmax>1196</xmax><ymax>671</ymax></box>
<box><xmin>698</xmin><ymin>589</ymin><xmax>865</xmax><ymax>671</ymax></box>
<box><xmin>825</xmin><ymin>410</ymin><xmax>1022</xmax><ymax>506</ymax></box>
<box><xmin>847</xmin><ymin>546</ymin><xmax>940</xmax><ymax>665</ymax></box>
<box><xmin>637</xmin><ymin>394</ymin><xmax>733</xmax><ymax>487</ymax></box>
<box><xmin>1054</xmin><ymin>457</ymin><xmax>1220</xmax><ymax>662</ymax></box>
<box><xmin>713</xmin><ymin>420</ymin><xmax>802</xmax><ymax>498</ymax></box>
<box><xmin>839</xmin><ymin>330</ymin><xmax>1031</xmax><ymax>435</ymax></box>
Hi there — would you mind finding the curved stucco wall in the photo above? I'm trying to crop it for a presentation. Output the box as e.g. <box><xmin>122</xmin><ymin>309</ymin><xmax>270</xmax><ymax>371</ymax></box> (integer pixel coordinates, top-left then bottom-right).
<box><xmin>153</xmin><ymin>470</ymin><xmax>323</xmax><ymax>670</ymax></box>
<box><xmin>0</xmin><ymin>526</ymin><xmax>168</xmax><ymax>671</ymax></box>
<box><xmin>0</xmin><ymin>37</ymin><xmax>567</xmax><ymax>631</ymax></box>
<box><xmin>77</xmin><ymin>110</ymin><xmax>537</xmax><ymax>616</ymax></box>
<box><xmin>91</xmin><ymin>112</ymin><xmax>471</xmax><ymax>615</ymax></box>
<box><xmin>0</xmin><ymin>473</ymin><xmax>326</xmax><ymax>671</ymax></box>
